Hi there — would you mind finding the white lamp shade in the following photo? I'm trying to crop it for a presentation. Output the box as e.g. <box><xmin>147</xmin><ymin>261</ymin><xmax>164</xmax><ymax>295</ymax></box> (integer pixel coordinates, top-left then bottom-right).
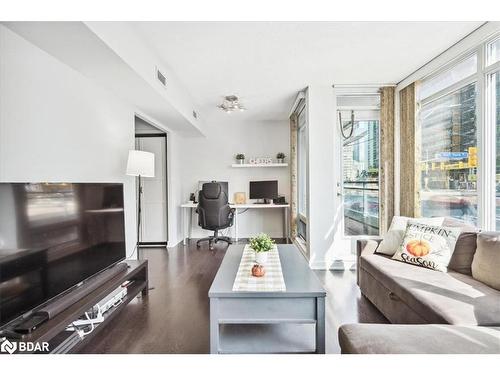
<box><xmin>126</xmin><ymin>150</ymin><xmax>155</xmax><ymax>177</ymax></box>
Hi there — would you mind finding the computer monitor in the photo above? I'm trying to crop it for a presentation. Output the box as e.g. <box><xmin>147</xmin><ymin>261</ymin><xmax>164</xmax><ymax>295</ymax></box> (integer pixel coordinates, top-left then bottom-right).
<box><xmin>197</xmin><ymin>180</ymin><xmax>229</xmax><ymax>202</ymax></box>
<box><xmin>249</xmin><ymin>180</ymin><xmax>278</xmax><ymax>202</ymax></box>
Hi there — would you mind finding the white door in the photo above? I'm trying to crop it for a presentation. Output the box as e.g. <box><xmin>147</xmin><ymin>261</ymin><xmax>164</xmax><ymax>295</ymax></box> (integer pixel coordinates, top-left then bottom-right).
<box><xmin>136</xmin><ymin>136</ymin><xmax>168</xmax><ymax>244</ymax></box>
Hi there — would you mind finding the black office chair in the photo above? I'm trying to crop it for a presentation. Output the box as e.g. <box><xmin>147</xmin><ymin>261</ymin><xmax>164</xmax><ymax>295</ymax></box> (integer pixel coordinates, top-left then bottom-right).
<box><xmin>196</xmin><ymin>182</ymin><xmax>235</xmax><ymax>250</ymax></box>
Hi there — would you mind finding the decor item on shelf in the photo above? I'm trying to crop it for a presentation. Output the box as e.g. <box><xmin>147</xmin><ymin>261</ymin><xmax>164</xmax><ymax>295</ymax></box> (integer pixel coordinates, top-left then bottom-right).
<box><xmin>249</xmin><ymin>233</ymin><xmax>275</xmax><ymax>264</ymax></box>
<box><xmin>126</xmin><ymin>150</ymin><xmax>155</xmax><ymax>258</ymax></box>
<box><xmin>235</xmin><ymin>153</ymin><xmax>245</xmax><ymax>164</ymax></box>
<box><xmin>218</xmin><ymin>95</ymin><xmax>246</xmax><ymax>113</ymax></box>
<box><xmin>257</xmin><ymin>157</ymin><xmax>272</xmax><ymax>164</ymax></box>
<box><xmin>189</xmin><ymin>193</ymin><xmax>196</xmax><ymax>203</ymax></box>
<box><xmin>251</xmin><ymin>264</ymin><xmax>265</xmax><ymax>277</ymax></box>
<box><xmin>276</xmin><ymin>152</ymin><xmax>286</xmax><ymax>163</ymax></box>
<box><xmin>234</xmin><ymin>192</ymin><xmax>246</xmax><ymax>204</ymax></box>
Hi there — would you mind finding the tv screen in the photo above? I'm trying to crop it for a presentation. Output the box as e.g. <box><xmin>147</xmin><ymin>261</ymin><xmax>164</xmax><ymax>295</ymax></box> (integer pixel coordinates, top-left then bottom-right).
<box><xmin>0</xmin><ymin>183</ymin><xmax>126</xmax><ymax>329</ymax></box>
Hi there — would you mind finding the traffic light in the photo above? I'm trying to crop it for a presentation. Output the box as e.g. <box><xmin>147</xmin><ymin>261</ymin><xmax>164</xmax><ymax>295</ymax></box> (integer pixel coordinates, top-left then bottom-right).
<box><xmin>468</xmin><ymin>147</ymin><xmax>477</xmax><ymax>167</ymax></box>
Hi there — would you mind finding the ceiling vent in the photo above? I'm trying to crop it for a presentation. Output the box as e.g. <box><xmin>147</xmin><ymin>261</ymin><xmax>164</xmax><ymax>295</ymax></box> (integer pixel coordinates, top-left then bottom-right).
<box><xmin>156</xmin><ymin>67</ymin><xmax>167</xmax><ymax>87</ymax></box>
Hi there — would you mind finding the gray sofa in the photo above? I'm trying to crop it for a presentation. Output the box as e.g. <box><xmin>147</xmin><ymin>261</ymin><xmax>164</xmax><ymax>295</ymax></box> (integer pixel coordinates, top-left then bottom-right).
<box><xmin>339</xmin><ymin>223</ymin><xmax>500</xmax><ymax>354</ymax></box>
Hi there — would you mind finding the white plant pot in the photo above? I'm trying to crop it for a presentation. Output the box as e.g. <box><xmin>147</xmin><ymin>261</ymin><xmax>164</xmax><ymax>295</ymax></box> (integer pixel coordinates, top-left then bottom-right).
<box><xmin>255</xmin><ymin>251</ymin><xmax>268</xmax><ymax>264</ymax></box>
<box><xmin>237</xmin><ymin>159</ymin><xmax>244</xmax><ymax>164</ymax></box>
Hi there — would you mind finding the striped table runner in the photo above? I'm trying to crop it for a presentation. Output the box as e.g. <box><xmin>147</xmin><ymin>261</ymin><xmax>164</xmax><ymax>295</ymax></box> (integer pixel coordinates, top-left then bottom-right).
<box><xmin>232</xmin><ymin>245</ymin><xmax>286</xmax><ymax>292</ymax></box>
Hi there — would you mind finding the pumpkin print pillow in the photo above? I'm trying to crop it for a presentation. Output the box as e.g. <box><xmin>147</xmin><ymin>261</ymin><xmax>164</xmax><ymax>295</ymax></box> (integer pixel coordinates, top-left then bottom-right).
<box><xmin>392</xmin><ymin>222</ymin><xmax>461</xmax><ymax>272</ymax></box>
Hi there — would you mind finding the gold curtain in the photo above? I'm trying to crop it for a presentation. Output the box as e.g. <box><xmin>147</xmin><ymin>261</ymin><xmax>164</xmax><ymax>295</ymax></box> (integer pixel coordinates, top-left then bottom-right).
<box><xmin>289</xmin><ymin>113</ymin><xmax>298</xmax><ymax>238</ymax></box>
<box><xmin>379</xmin><ymin>87</ymin><xmax>395</xmax><ymax>234</ymax></box>
<box><xmin>399</xmin><ymin>82</ymin><xmax>420</xmax><ymax>217</ymax></box>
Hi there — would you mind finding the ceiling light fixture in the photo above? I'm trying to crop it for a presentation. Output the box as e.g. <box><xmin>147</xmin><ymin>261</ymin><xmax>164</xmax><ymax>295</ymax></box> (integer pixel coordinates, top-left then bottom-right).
<box><xmin>217</xmin><ymin>95</ymin><xmax>246</xmax><ymax>113</ymax></box>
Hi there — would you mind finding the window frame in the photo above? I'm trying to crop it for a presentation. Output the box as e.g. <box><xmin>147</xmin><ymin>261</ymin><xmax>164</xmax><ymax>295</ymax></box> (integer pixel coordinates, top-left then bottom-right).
<box><xmin>296</xmin><ymin>100</ymin><xmax>308</xmax><ymax>242</ymax></box>
<box><xmin>416</xmin><ymin>32</ymin><xmax>500</xmax><ymax>230</ymax></box>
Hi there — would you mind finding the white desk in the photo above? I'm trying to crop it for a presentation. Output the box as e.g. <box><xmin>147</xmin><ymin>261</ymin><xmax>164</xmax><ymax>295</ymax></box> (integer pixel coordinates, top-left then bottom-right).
<box><xmin>180</xmin><ymin>202</ymin><xmax>290</xmax><ymax>245</ymax></box>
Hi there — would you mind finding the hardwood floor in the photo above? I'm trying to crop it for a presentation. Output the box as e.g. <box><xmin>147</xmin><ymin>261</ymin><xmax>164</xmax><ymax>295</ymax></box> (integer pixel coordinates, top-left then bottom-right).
<box><xmin>81</xmin><ymin>239</ymin><xmax>387</xmax><ymax>354</ymax></box>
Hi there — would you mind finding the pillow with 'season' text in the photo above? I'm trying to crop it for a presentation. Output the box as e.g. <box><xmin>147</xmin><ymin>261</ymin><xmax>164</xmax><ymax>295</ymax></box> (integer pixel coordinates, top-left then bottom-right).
<box><xmin>392</xmin><ymin>222</ymin><xmax>461</xmax><ymax>272</ymax></box>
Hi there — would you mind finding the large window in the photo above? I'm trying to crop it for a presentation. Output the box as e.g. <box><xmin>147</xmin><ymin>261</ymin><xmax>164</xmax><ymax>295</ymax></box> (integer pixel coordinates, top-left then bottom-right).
<box><xmin>419</xmin><ymin>82</ymin><xmax>478</xmax><ymax>225</ymax></box>
<box><xmin>417</xmin><ymin>33</ymin><xmax>500</xmax><ymax>230</ymax></box>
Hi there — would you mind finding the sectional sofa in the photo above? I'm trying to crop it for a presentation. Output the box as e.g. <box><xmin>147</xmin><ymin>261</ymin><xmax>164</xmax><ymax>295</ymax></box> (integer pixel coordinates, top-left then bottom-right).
<box><xmin>339</xmin><ymin>219</ymin><xmax>500</xmax><ymax>354</ymax></box>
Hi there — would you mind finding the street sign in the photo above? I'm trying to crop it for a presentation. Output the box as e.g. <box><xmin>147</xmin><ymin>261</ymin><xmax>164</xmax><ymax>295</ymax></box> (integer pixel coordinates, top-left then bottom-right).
<box><xmin>435</xmin><ymin>152</ymin><xmax>468</xmax><ymax>160</ymax></box>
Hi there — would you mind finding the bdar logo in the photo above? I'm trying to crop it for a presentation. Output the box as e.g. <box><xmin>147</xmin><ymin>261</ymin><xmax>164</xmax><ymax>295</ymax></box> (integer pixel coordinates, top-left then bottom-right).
<box><xmin>1</xmin><ymin>339</ymin><xmax>17</xmax><ymax>354</ymax></box>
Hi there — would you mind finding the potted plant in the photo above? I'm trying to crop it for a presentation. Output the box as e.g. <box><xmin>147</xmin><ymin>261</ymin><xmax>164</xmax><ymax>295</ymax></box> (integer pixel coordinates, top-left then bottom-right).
<box><xmin>276</xmin><ymin>152</ymin><xmax>286</xmax><ymax>163</ymax></box>
<box><xmin>249</xmin><ymin>233</ymin><xmax>275</xmax><ymax>264</ymax></box>
<box><xmin>235</xmin><ymin>153</ymin><xmax>245</xmax><ymax>164</ymax></box>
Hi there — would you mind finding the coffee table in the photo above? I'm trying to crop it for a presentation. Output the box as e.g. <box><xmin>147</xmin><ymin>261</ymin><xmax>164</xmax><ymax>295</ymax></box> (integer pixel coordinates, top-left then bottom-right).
<box><xmin>208</xmin><ymin>244</ymin><xmax>326</xmax><ymax>354</ymax></box>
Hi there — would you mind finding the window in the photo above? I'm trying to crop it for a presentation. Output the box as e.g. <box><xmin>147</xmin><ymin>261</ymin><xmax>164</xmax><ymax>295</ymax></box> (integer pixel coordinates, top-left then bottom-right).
<box><xmin>487</xmin><ymin>37</ymin><xmax>500</xmax><ymax>66</ymax></box>
<box><xmin>493</xmin><ymin>72</ymin><xmax>500</xmax><ymax>229</ymax></box>
<box><xmin>419</xmin><ymin>83</ymin><xmax>478</xmax><ymax>225</ymax></box>
<box><xmin>416</xmin><ymin>33</ymin><xmax>500</xmax><ymax>230</ymax></box>
<box><xmin>296</xmin><ymin>102</ymin><xmax>308</xmax><ymax>241</ymax></box>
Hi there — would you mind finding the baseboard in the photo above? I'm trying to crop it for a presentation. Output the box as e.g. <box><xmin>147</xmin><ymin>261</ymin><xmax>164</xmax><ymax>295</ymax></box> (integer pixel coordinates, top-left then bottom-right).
<box><xmin>309</xmin><ymin>257</ymin><xmax>357</xmax><ymax>271</ymax></box>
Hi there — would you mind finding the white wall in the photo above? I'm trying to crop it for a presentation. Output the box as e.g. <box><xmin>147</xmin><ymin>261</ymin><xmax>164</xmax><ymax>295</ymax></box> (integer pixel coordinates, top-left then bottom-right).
<box><xmin>0</xmin><ymin>25</ymin><xmax>137</xmax><ymax>255</ymax></box>
<box><xmin>166</xmin><ymin>131</ymin><xmax>185</xmax><ymax>246</ymax></box>
<box><xmin>305</xmin><ymin>85</ymin><xmax>344</xmax><ymax>269</ymax></box>
<box><xmin>84</xmin><ymin>21</ymin><xmax>204</xmax><ymax>136</ymax></box>
<box><xmin>179</xmin><ymin>117</ymin><xmax>290</xmax><ymax>240</ymax></box>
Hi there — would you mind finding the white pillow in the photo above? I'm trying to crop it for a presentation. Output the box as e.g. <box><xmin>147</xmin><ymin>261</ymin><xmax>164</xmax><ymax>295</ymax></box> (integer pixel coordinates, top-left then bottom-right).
<box><xmin>376</xmin><ymin>216</ymin><xmax>445</xmax><ymax>255</ymax></box>
<box><xmin>392</xmin><ymin>222</ymin><xmax>461</xmax><ymax>272</ymax></box>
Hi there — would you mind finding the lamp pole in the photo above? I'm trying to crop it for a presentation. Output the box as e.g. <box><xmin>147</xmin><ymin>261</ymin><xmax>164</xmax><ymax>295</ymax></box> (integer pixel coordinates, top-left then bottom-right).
<box><xmin>136</xmin><ymin>175</ymin><xmax>142</xmax><ymax>259</ymax></box>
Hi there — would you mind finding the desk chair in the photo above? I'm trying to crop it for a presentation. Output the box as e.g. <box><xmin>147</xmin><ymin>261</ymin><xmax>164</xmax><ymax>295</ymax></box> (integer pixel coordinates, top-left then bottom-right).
<box><xmin>196</xmin><ymin>182</ymin><xmax>235</xmax><ymax>250</ymax></box>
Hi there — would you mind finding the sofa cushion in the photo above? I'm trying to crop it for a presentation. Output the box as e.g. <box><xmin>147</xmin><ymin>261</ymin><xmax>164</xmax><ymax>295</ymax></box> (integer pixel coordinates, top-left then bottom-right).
<box><xmin>339</xmin><ymin>324</ymin><xmax>500</xmax><ymax>354</ymax></box>
<box><xmin>360</xmin><ymin>253</ymin><xmax>500</xmax><ymax>325</ymax></box>
<box><xmin>448</xmin><ymin>231</ymin><xmax>478</xmax><ymax>275</ymax></box>
<box><xmin>472</xmin><ymin>232</ymin><xmax>500</xmax><ymax>290</ymax></box>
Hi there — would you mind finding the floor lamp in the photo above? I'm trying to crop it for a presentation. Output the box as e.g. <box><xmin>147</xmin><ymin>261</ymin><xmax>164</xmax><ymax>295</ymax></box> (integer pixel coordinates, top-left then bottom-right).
<box><xmin>126</xmin><ymin>150</ymin><xmax>155</xmax><ymax>259</ymax></box>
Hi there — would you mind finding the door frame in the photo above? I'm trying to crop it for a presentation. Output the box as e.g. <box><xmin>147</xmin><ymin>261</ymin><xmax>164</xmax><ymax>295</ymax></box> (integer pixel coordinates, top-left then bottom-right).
<box><xmin>135</xmin><ymin>133</ymin><xmax>169</xmax><ymax>247</ymax></box>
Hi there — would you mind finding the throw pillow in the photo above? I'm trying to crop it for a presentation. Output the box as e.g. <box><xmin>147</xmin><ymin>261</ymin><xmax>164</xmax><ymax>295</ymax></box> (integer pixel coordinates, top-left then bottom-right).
<box><xmin>376</xmin><ymin>216</ymin><xmax>445</xmax><ymax>256</ymax></box>
<box><xmin>447</xmin><ymin>231</ymin><xmax>478</xmax><ymax>275</ymax></box>
<box><xmin>471</xmin><ymin>232</ymin><xmax>500</xmax><ymax>290</ymax></box>
<box><xmin>392</xmin><ymin>222</ymin><xmax>461</xmax><ymax>272</ymax></box>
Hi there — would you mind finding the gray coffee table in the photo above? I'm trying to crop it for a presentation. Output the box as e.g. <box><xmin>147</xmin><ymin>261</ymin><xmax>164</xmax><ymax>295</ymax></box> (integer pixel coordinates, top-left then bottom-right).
<box><xmin>208</xmin><ymin>244</ymin><xmax>326</xmax><ymax>354</ymax></box>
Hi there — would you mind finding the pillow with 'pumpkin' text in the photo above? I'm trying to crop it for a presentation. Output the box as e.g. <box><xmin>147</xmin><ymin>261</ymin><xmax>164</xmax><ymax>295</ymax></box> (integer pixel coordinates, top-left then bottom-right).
<box><xmin>392</xmin><ymin>223</ymin><xmax>461</xmax><ymax>272</ymax></box>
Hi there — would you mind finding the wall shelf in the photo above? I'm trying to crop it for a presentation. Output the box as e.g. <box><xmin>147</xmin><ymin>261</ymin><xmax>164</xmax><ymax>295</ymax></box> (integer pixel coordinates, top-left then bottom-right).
<box><xmin>231</xmin><ymin>163</ymin><xmax>288</xmax><ymax>168</ymax></box>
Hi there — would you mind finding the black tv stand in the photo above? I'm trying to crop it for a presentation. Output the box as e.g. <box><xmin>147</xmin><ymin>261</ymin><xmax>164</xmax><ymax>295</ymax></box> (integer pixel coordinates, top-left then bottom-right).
<box><xmin>1</xmin><ymin>260</ymin><xmax>148</xmax><ymax>354</ymax></box>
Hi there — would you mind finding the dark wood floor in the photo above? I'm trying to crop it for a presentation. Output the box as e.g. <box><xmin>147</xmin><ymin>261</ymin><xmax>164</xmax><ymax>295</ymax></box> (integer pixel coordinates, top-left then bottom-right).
<box><xmin>81</xmin><ymin>239</ymin><xmax>387</xmax><ymax>354</ymax></box>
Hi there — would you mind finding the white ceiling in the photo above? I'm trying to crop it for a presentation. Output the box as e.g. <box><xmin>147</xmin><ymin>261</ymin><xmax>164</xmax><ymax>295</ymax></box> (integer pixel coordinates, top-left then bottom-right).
<box><xmin>132</xmin><ymin>22</ymin><xmax>482</xmax><ymax>124</ymax></box>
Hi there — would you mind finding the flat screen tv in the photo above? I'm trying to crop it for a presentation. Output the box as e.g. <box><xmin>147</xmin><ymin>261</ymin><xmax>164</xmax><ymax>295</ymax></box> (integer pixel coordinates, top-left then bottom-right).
<box><xmin>0</xmin><ymin>183</ymin><xmax>126</xmax><ymax>329</ymax></box>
